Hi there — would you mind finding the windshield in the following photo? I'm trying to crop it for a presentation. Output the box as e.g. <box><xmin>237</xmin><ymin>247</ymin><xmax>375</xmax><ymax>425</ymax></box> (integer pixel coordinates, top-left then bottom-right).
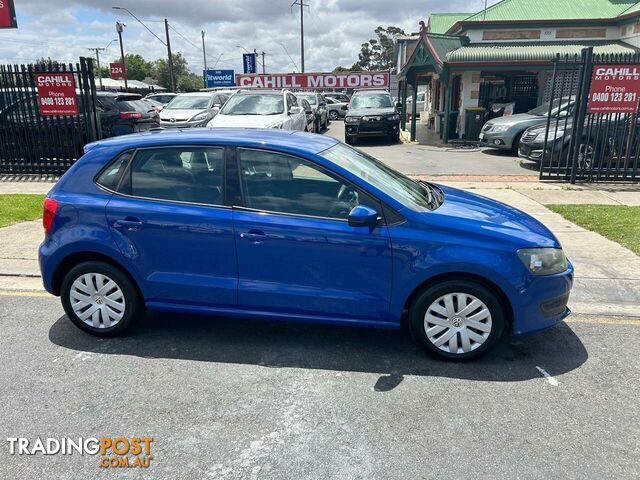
<box><xmin>297</xmin><ymin>94</ymin><xmax>316</xmax><ymax>105</ymax></box>
<box><xmin>321</xmin><ymin>143</ymin><xmax>437</xmax><ymax>211</ymax></box>
<box><xmin>528</xmin><ymin>97</ymin><xmax>572</xmax><ymax>117</ymax></box>
<box><xmin>220</xmin><ymin>94</ymin><xmax>284</xmax><ymax>115</ymax></box>
<box><xmin>350</xmin><ymin>94</ymin><xmax>393</xmax><ymax>109</ymax></box>
<box><xmin>165</xmin><ymin>95</ymin><xmax>211</xmax><ymax>110</ymax></box>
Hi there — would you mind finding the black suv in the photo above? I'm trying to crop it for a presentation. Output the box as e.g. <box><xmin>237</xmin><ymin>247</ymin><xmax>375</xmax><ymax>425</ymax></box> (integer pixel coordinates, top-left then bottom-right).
<box><xmin>344</xmin><ymin>90</ymin><xmax>400</xmax><ymax>144</ymax></box>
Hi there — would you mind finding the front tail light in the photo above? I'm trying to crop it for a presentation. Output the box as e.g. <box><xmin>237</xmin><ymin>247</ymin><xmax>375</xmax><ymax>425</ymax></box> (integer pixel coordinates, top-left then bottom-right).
<box><xmin>43</xmin><ymin>197</ymin><xmax>58</xmax><ymax>234</ymax></box>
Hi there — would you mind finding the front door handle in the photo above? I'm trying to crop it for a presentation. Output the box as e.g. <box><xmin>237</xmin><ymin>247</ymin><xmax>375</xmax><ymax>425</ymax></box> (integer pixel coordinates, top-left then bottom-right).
<box><xmin>240</xmin><ymin>229</ymin><xmax>267</xmax><ymax>242</ymax></box>
<box><xmin>113</xmin><ymin>218</ymin><xmax>143</xmax><ymax>230</ymax></box>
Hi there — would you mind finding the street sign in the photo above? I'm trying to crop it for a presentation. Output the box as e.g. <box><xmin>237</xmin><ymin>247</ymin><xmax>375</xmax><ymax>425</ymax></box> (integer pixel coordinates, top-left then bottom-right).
<box><xmin>34</xmin><ymin>73</ymin><xmax>79</xmax><ymax>116</ymax></box>
<box><xmin>235</xmin><ymin>71</ymin><xmax>390</xmax><ymax>89</ymax></box>
<box><xmin>587</xmin><ymin>64</ymin><xmax>640</xmax><ymax>114</ymax></box>
<box><xmin>0</xmin><ymin>0</ymin><xmax>17</xmax><ymax>28</ymax></box>
<box><xmin>243</xmin><ymin>53</ymin><xmax>257</xmax><ymax>74</ymax></box>
<box><xmin>204</xmin><ymin>69</ymin><xmax>235</xmax><ymax>88</ymax></box>
<box><xmin>109</xmin><ymin>62</ymin><xmax>126</xmax><ymax>79</ymax></box>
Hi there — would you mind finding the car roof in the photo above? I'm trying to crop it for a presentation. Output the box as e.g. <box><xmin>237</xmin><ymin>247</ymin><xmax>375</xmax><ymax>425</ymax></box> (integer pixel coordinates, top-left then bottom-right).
<box><xmin>85</xmin><ymin>128</ymin><xmax>339</xmax><ymax>155</ymax></box>
<box><xmin>175</xmin><ymin>92</ymin><xmax>215</xmax><ymax>97</ymax></box>
<box><xmin>352</xmin><ymin>89</ymin><xmax>390</xmax><ymax>96</ymax></box>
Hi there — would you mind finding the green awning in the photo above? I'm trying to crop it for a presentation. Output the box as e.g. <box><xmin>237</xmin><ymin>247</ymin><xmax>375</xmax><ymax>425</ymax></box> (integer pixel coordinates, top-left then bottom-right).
<box><xmin>446</xmin><ymin>41</ymin><xmax>640</xmax><ymax>64</ymax></box>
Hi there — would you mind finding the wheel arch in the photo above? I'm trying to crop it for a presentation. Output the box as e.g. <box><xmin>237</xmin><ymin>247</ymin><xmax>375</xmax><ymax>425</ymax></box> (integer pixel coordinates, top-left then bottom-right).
<box><xmin>400</xmin><ymin>271</ymin><xmax>514</xmax><ymax>332</ymax></box>
<box><xmin>51</xmin><ymin>250</ymin><xmax>144</xmax><ymax>301</ymax></box>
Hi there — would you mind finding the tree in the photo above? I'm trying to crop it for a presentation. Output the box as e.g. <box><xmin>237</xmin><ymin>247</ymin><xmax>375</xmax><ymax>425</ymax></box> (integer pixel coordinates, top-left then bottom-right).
<box><xmin>123</xmin><ymin>54</ymin><xmax>152</xmax><ymax>81</ymax></box>
<box><xmin>333</xmin><ymin>65</ymin><xmax>353</xmax><ymax>73</ymax></box>
<box><xmin>151</xmin><ymin>52</ymin><xmax>189</xmax><ymax>90</ymax></box>
<box><xmin>177</xmin><ymin>73</ymin><xmax>204</xmax><ymax>92</ymax></box>
<box><xmin>350</xmin><ymin>26</ymin><xmax>406</xmax><ymax>71</ymax></box>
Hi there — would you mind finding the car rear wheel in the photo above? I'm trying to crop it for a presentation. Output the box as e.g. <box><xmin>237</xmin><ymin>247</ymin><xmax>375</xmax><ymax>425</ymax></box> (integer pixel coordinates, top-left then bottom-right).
<box><xmin>408</xmin><ymin>280</ymin><xmax>505</xmax><ymax>361</ymax></box>
<box><xmin>61</xmin><ymin>261</ymin><xmax>142</xmax><ymax>336</ymax></box>
<box><xmin>345</xmin><ymin>135</ymin><xmax>354</xmax><ymax>145</ymax></box>
<box><xmin>329</xmin><ymin>110</ymin><xmax>339</xmax><ymax>121</ymax></box>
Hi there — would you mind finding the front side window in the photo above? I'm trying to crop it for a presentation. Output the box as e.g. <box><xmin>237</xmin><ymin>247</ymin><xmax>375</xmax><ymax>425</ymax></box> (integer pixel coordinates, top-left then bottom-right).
<box><xmin>122</xmin><ymin>147</ymin><xmax>224</xmax><ymax>206</ymax></box>
<box><xmin>239</xmin><ymin>149</ymin><xmax>373</xmax><ymax>220</ymax></box>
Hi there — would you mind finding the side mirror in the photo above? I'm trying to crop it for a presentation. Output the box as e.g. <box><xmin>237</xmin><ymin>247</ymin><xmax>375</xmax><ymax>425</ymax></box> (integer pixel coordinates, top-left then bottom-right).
<box><xmin>289</xmin><ymin>106</ymin><xmax>303</xmax><ymax>115</ymax></box>
<box><xmin>341</xmin><ymin>106</ymin><xmax>348</xmax><ymax>111</ymax></box>
<box><xmin>305</xmin><ymin>109</ymin><xmax>313</xmax><ymax>115</ymax></box>
<box><xmin>320</xmin><ymin>102</ymin><xmax>326</xmax><ymax>107</ymax></box>
<box><xmin>348</xmin><ymin>205</ymin><xmax>379</xmax><ymax>228</ymax></box>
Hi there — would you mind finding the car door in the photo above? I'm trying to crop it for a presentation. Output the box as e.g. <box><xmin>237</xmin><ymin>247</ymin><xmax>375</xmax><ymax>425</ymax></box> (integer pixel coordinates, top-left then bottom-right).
<box><xmin>105</xmin><ymin>145</ymin><xmax>237</xmax><ymax>308</ymax></box>
<box><xmin>231</xmin><ymin>147</ymin><xmax>393</xmax><ymax>323</ymax></box>
<box><xmin>287</xmin><ymin>93</ymin><xmax>305</xmax><ymax>131</ymax></box>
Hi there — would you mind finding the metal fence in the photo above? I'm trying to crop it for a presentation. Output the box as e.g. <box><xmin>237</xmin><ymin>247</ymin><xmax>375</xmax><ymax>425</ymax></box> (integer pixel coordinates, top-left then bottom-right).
<box><xmin>539</xmin><ymin>48</ymin><xmax>640</xmax><ymax>182</ymax></box>
<box><xmin>0</xmin><ymin>57</ymin><xmax>100</xmax><ymax>175</ymax></box>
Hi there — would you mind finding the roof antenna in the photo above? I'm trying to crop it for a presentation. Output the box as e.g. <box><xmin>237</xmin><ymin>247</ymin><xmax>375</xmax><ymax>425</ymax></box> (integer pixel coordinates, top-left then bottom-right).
<box><xmin>483</xmin><ymin>0</ymin><xmax>488</xmax><ymax>20</ymax></box>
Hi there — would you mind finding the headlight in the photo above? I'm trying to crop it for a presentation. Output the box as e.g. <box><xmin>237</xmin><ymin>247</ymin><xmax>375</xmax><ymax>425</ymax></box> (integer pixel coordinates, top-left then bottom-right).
<box><xmin>345</xmin><ymin>116</ymin><xmax>359</xmax><ymax>124</ymax></box>
<box><xmin>490</xmin><ymin>125</ymin><xmax>509</xmax><ymax>133</ymax></box>
<box><xmin>387</xmin><ymin>114</ymin><xmax>400</xmax><ymax>121</ymax></box>
<box><xmin>190</xmin><ymin>111</ymin><xmax>209</xmax><ymax>122</ymax></box>
<box><xmin>517</xmin><ymin>248</ymin><xmax>567</xmax><ymax>276</ymax></box>
<box><xmin>534</xmin><ymin>129</ymin><xmax>565</xmax><ymax>142</ymax></box>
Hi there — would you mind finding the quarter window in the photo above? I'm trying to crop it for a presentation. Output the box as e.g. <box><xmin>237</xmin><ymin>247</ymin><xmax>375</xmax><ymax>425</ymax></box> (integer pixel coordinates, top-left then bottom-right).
<box><xmin>95</xmin><ymin>151</ymin><xmax>133</xmax><ymax>191</ymax></box>
<box><xmin>122</xmin><ymin>147</ymin><xmax>224</xmax><ymax>205</ymax></box>
<box><xmin>239</xmin><ymin>149</ymin><xmax>376</xmax><ymax>220</ymax></box>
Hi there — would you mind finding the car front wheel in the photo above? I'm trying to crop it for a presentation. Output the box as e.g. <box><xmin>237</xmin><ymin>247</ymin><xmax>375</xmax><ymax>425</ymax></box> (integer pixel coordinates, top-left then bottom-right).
<box><xmin>61</xmin><ymin>261</ymin><xmax>143</xmax><ymax>336</ymax></box>
<box><xmin>329</xmin><ymin>110</ymin><xmax>339</xmax><ymax>121</ymax></box>
<box><xmin>408</xmin><ymin>279</ymin><xmax>505</xmax><ymax>361</ymax></box>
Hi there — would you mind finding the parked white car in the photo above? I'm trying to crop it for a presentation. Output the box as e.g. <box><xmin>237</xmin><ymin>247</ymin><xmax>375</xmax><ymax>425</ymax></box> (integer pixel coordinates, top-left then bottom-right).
<box><xmin>207</xmin><ymin>89</ymin><xmax>306</xmax><ymax>131</ymax></box>
<box><xmin>160</xmin><ymin>91</ymin><xmax>232</xmax><ymax>129</ymax></box>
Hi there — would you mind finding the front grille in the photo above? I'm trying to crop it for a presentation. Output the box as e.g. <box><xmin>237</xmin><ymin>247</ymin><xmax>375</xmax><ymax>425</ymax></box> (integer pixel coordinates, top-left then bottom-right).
<box><xmin>522</xmin><ymin>131</ymin><xmax>538</xmax><ymax>143</ymax></box>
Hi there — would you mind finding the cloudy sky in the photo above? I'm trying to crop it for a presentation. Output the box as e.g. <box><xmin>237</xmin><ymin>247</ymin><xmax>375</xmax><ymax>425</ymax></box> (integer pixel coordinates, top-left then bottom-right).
<box><xmin>1</xmin><ymin>0</ymin><xmax>499</xmax><ymax>76</ymax></box>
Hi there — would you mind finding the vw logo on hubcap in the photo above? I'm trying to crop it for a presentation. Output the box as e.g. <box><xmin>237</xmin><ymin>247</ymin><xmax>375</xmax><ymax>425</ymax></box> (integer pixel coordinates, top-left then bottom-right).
<box><xmin>451</xmin><ymin>316</ymin><xmax>463</xmax><ymax>327</ymax></box>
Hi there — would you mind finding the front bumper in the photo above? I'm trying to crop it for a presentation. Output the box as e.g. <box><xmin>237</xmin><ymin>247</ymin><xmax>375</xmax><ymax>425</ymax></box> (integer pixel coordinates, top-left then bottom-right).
<box><xmin>345</xmin><ymin>121</ymin><xmax>399</xmax><ymax>138</ymax></box>
<box><xmin>511</xmin><ymin>261</ymin><xmax>574</xmax><ymax>336</ymax></box>
<box><xmin>480</xmin><ymin>131</ymin><xmax>513</xmax><ymax>150</ymax></box>
<box><xmin>160</xmin><ymin>119</ymin><xmax>210</xmax><ymax>129</ymax></box>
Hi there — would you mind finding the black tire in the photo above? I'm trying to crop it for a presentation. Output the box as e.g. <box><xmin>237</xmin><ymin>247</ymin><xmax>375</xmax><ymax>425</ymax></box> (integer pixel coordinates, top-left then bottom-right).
<box><xmin>345</xmin><ymin>135</ymin><xmax>354</xmax><ymax>145</ymax></box>
<box><xmin>408</xmin><ymin>279</ymin><xmax>505</xmax><ymax>361</ymax></box>
<box><xmin>329</xmin><ymin>110</ymin><xmax>339</xmax><ymax>121</ymax></box>
<box><xmin>511</xmin><ymin>132</ymin><xmax>524</xmax><ymax>155</ymax></box>
<box><xmin>391</xmin><ymin>132</ymin><xmax>400</xmax><ymax>143</ymax></box>
<box><xmin>61</xmin><ymin>261</ymin><xmax>143</xmax><ymax>337</ymax></box>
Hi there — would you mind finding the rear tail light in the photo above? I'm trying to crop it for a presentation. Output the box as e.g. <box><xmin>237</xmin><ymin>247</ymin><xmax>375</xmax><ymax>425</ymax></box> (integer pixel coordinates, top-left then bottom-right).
<box><xmin>43</xmin><ymin>197</ymin><xmax>58</xmax><ymax>234</ymax></box>
<box><xmin>120</xmin><ymin>111</ymin><xmax>143</xmax><ymax>120</ymax></box>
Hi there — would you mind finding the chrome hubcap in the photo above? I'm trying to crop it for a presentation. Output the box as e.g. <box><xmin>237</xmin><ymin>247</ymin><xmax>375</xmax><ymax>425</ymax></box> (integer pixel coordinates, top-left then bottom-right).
<box><xmin>424</xmin><ymin>293</ymin><xmax>492</xmax><ymax>354</ymax></box>
<box><xmin>70</xmin><ymin>273</ymin><xmax>126</xmax><ymax>329</ymax></box>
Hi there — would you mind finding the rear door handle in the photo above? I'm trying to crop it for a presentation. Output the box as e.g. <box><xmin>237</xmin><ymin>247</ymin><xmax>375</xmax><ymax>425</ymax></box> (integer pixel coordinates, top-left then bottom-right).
<box><xmin>240</xmin><ymin>230</ymin><xmax>267</xmax><ymax>242</ymax></box>
<box><xmin>113</xmin><ymin>218</ymin><xmax>143</xmax><ymax>230</ymax></box>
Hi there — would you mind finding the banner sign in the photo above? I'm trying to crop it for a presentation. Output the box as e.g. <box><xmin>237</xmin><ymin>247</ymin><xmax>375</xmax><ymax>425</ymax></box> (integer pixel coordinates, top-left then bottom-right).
<box><xmin>109</xmin><ymin>62</ymin><xmax>126</xmax><ymax>79</ymax></box>
<box><xmin>0</xmin><ymin>0</ymin><xmax>17</xmax><ymax>28</ymax></box>
<box><xmin>204</xmin><ymin>69</ymin><xmax>235</xmax><ymax>88</ymax></box>
<box><xmin>242</xmin><ymin>53</ymin><xmax>256</xmax><ymax>74</ymax></box>
<box><xmin>34</xmin><ymin>73</ymin><xmax>78</xmax><ymax>116</ymax></box>
<box><xmin>587</xmin><ymin>64</ymin><xmax>640</xmax><ymax>114</ymax></box>
<box><xmin>235</xmin><ymin>71</ymin><xmax>390</xmax><ymax>89</ymax></box>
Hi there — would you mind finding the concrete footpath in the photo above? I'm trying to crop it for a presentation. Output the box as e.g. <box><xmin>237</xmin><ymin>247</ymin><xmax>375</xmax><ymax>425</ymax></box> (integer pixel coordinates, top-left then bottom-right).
<box><xmin>1</xmin><ymin>180</ymin><xmax>639</xmax><ymax>318</ymax></box>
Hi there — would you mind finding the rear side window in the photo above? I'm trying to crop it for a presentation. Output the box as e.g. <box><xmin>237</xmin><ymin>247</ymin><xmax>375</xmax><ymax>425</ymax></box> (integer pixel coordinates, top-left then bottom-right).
<box><xmin>95</xmin><ymin>151</ymin><xmax>133</xmax><ymax>191</ymax></box>
<box><xmin>121</xmin><ymin>147</ymin><xmax>224</xmax><ymax>206</ymax></box>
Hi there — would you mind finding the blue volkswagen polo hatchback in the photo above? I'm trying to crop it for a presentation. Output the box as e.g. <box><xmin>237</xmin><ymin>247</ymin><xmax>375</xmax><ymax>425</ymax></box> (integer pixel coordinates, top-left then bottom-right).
<box><xmin>39</xmin><ymin>128</ymin><xmax>573</xmax><ymax>360</ymax></box>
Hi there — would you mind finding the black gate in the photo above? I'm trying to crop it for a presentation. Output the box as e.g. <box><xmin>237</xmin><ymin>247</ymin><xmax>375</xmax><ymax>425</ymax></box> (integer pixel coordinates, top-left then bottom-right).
<box><xmin>539</xmin><ymin>48</ymin><xmax>640</xmax><ymax>182</ymax></box>
<box><xmin>0</xmin><ymin>57</ymin><xmax>100</xmax><ymax>175</ymax></box>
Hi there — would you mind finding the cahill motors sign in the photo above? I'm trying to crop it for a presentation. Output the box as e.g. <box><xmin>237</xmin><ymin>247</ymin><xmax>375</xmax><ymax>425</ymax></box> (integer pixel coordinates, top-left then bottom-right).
<box><xmin>587</xmin><ymin>64</ymin><xmax>640</xmax><ymax>114</ymax></box>
<box><xmin>235</xmin><ymin>71</ymin><xmax>390</xmax><ymax>89</ymax></box>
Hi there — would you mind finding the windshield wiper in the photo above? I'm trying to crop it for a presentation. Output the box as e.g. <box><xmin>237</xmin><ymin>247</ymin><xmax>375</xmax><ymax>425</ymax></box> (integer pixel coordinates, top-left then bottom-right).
<box><xmin>418</xmin><ymin>181</ymin><xmax>443</xmax><ymax>209</ymax></box>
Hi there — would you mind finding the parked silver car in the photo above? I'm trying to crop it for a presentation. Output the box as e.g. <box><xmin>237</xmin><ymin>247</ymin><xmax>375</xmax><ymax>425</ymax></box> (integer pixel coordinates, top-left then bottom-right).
<box><xmin>160</xmin><ymin>91</ymin><xmax>231</xmax><ymax>129</ymax></box>
<box><xmin>480</xmin><ymin>98</ymin><xmax>574</xmax><ymax>154</ymax></box>
<box><xmin>296</xmin><ymin>92</ymin><xmax>329</xmax><ymax>131</ymax></box>
<box><xmin>325</xmin><ymin>97</ymin><xmax>348</xmax><ymax>120</ymax></box>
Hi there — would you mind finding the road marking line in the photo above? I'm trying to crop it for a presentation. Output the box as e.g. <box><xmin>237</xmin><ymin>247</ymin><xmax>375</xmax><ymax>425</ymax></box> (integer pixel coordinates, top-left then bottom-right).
<box><xmin>566</xmin><ymin>317</ymin><xmax>640</xmax><ymax>326</ymax></box>
<box><xmin>536</xmin><ymin>366</ymin><xmax>559</xmax><ymax>386</ymax></box>
<box><xmin>0</xmin><ymin>289</ymin><xmax>51</xmax><ymax>297</ymax></box>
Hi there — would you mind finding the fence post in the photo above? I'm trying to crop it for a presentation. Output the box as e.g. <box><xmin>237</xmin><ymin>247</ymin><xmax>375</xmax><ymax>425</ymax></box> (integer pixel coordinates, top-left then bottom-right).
<box><xmin>540</xmin><ymin>55</ymin><xmax>559</xmax><ymax>180</ymax></box>
<box><xmin>569</xmin><ymin>47</ymin><xmax>594</xmax><ymax>184</ymax></box>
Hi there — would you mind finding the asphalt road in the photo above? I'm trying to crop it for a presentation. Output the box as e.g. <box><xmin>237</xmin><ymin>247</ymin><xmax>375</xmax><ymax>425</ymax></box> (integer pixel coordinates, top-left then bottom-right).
<box><xmin>324</xmin><ymin>121</ymin><xmax>538</xmax><ymax>177</ymax></box>
<box><xmin>1</xmin><ymin>292</ymin><xmax>639</xmax><ymax>479</ymax></box>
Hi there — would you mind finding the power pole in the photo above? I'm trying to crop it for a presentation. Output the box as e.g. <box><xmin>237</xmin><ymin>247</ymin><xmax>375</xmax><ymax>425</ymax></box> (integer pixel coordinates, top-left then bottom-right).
<box><xmin>202</xmin><ymin>30</ymin><xmax>207</xmax><ymax>88</ymax></box>
<box><xmin>261</xmin><ymin>51</ymin><xmax>266</xmax><ymax>74</ymax></box>
<box><xmin>88</xmin><ymin>47</ymin><xmax>105</xmax><ymax>89</ymax></box>
<box><xmin>164</xmin><ymin>19</ymin><xmax>175</xmax><ymax>92</ymax></box>
<box><xmin>291</xmin><ymin>0</ymin><xmax>309</xmax><ymax>72</ymax></box>
<box><xmin>116</xmin><ymin>22</ymin><xmax>128</xmax><ymax>90</ymax></box>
